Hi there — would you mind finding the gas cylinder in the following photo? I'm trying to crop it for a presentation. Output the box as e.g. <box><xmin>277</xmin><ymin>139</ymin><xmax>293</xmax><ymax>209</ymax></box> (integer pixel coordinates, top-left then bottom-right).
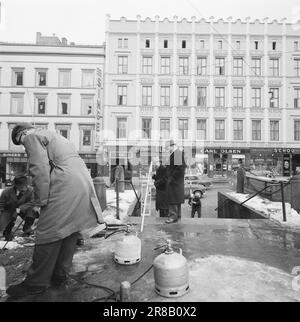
<box><xmin>153</xmin><ymin>240</ymin><xmax>189</xmax><ymax>298</ymax></box>
<box><xmin>114</xmin><ymin>233</ymin><xmax>141</xmax><ymax>265</ymax></box>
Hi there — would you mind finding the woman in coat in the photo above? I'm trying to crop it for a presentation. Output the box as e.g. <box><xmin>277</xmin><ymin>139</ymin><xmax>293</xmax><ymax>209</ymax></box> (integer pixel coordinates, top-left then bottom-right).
<box><xmin>6</xmin><ymin>123</ymin><xmax>104</xmax><ymax>298</ymax></box>
<box><xmin>152</xmin><ymin>160</ymin><xmax>168</xmax><ymax>217</ymax></box>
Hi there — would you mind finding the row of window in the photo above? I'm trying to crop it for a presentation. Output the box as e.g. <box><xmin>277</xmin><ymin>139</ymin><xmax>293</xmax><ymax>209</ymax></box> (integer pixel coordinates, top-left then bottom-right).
<box><xmin>118</xmin><ymin>56</ymin><xmax>300</xmax><ymax>77</ymax></box>
<box><xmin>119</xmin><ymin>37</ymin><xmax>300</xmax><ymax>52</ymax></box>
<box><xmin>117</xmin><ymin>86</ymin><xmax>300</xmax><ymax>108</ymax></box>
<box><xmin>116</xmin><ymin>118</ymin><xmax>284</xmax><ymax>141</ymax></box>
<box><xmin>9</xmin><ymin>94</ymin><xmax>94</xmax><ymax>116</ymax></box>
<box><xmin>7</xmin><ymin>123</ymin><xmax>94</xmax><ymax>150</ymax></box>
<box><xmin>2</xmin><ymin>68</ymin><xmax>95</xmax><ymax>88</ymax></box>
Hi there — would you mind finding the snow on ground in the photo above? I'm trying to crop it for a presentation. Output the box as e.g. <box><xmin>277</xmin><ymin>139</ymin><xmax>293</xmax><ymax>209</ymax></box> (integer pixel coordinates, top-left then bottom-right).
<box><xmin>102</xmin><ymin>189</ymin><xmax>137</xmax><ymax>225</ymax></box>
<box><xmin>227</xmin><ymin>192</ymin><xmax>300</xmax><ymax>227</ymax></box>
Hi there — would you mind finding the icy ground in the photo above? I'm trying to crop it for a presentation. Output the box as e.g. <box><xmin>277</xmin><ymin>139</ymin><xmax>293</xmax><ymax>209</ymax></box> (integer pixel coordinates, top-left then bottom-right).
<box><xmin>228</xmin><ymin>192</ymin><xmax>300</xmax><ymax>227</ymax></box>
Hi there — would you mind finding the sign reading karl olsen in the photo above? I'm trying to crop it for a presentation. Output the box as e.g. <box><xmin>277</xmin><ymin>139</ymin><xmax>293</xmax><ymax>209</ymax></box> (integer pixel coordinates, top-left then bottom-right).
<box><xmin>95</xmin><ymin>68</ymin><xmax>103</xmax><ymax>150</ymax></box>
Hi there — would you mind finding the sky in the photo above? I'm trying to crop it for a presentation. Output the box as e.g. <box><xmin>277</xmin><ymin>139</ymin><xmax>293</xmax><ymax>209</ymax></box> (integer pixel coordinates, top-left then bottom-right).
<box><xmin>0</xmin><ymin>0</ymin><xmax>299</xmax><ymax>45</ymax></box>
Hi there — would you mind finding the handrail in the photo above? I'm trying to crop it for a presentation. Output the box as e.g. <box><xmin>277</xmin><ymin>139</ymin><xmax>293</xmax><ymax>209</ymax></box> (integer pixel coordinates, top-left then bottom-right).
<box><xmin>141</xmin><ymin>162</ymin><xmax>153</xmax><ymax>233</ymax></box>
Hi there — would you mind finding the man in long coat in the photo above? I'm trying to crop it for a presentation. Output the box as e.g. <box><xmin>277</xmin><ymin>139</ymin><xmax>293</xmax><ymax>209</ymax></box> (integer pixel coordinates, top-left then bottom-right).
<box><xmin>0</xmin><ymin>175</ymin><xmax>36</xmax><ymax>240</ymax></box>
<box><xmin>152</xmin><ymin>160</ymin><xmax>168</xmax><ymax>217</ymax></box>
<box><xmin>165</xmin><ymin>140</ymin><xmax>186</xmax><ymax>223</ymax></box>
<box><xmin>6</xmin><ymin>123</ymin><xmax>104</xmax><ymax>298</ymax></box>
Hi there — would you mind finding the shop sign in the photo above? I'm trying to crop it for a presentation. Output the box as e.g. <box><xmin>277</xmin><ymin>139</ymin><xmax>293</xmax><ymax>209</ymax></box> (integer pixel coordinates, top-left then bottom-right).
<box><xmin>203</xmin><ymin>148</ymin><xmax>245</xmax><ymax>154</ymax></box>
<box><xmin>273</xmin><ymin>148</ymin><xmax>295</xmax><ymax>154</ymax></box>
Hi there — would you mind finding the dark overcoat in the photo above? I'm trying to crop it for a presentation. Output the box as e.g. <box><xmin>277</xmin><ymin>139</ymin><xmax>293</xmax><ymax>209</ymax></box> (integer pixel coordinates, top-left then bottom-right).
<box><xmin>22</xmin><ymin>129</ymin><xmax>104</xmax><ymax>245</ymax></box>
<box><xmin>0</xmin><ymin>186</ymin><xmax>34</xmax><ymax>231</ymax></box>
<box><xmin>153</xmin><ymin>164</ymin><xmax>168</xmax><ymax>211</ymax></box>
<box><xmin>166</xmin><ymin>149</ymin><xmax>186</xmax><ymax>205</ymax></box>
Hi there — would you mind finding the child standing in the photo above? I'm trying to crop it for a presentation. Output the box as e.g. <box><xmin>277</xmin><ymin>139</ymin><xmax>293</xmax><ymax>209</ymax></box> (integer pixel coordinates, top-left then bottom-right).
<box><xmin>188</xmin><ymin>191</ymin><xmax>202</xmax><ymax>218</ymax></box>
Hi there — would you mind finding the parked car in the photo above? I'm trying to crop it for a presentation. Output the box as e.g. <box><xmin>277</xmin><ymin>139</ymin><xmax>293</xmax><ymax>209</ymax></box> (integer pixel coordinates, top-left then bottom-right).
<box><xmin>184</xmin><ymin>175</ymin><xmax>212</xmax><ymax>188</ymax></box>
<box><xmin>184</xmin><ymin>175</ymin><xmax>209</xmax><ymax>199</ymax></box>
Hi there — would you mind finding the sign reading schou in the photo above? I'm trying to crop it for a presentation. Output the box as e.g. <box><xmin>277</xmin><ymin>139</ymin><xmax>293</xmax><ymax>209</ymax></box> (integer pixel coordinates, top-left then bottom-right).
<box><xmin>273</xmin><ymin>148</ymin><xmax>295</xmax><ymax>154</ymax></box>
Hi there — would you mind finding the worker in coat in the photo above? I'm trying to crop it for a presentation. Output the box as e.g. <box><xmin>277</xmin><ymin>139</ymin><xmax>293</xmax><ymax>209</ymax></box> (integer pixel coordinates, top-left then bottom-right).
<box><xmin>0</xmin><ymin>175</ymin><xmax>37</xmax><ymax>241</ymax></box>
<box><xmin>6</xmin><ymin>123</ymin><xmax>104</xmax><ymax>298</ymax></box>
<box><xmin>165</xmin><ymin>140</ymin><xmax>186</xmax><ymax>223</ymax></box>
<box><xmin>113</xmin><ymin>159</ymin><xmax>125</xmax><ymax>193</ymax></box>
<box><xmin>152</xmin><ymin>160</ymin><xmax>168</xmax><ymax>217</ymax></box>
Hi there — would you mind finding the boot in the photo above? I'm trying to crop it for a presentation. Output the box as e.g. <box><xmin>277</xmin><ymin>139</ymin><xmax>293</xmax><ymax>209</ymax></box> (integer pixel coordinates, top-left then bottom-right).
<box><xmin>6</xmin><ymin>281</ymin><xmax>47</xmax><ymax>298</ymax></box>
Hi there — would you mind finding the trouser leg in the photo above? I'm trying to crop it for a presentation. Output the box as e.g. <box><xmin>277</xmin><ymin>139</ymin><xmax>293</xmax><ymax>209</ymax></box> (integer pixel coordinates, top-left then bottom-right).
<box><xmin>52</xmin><ymin>232</ymin><xmax>80</xmax><ymax>280</ymax></box>
<box><xmin>168</xmin><ymin>204</ymin><xmax>180</xmax><ymax>221</ymax></box>
<box><xmin>25</xmin><ymin>240</ymin><xmax>63</xmax><ymax>288</ymax></box>
<box><xmin>3</xmin><ymin>220</ymin><xmax>16</xmax><ymax>240</ymax></box>
<box><xmin>191</xmin><ymin>208</ymin><xmax>195</xmax><ymax>218</ymax></box>
<box><xmin>197</xmin><ymin>208</ymin><xmax>202</xmax><ymax>218</ymax></box>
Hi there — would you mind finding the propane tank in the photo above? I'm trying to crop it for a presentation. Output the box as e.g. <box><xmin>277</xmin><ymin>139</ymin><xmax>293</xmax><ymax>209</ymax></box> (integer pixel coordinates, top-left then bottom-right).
<box><xmin>153</xmin><ymin>240</ymin><xmax>189</xmax><ymax>298</ymax></box>
<box><xmin>114</xmin><ymin>232</ymin><xmax>141</xmax><ymax>265</ymax></box>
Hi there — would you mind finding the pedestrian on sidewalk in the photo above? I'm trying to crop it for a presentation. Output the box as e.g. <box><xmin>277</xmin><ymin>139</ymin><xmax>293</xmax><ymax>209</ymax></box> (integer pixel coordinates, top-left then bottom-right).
<box><xmin>6</xmin><ymin>123</ymin><xmax>104</xmax><ymax>298</ymax></box>
<box><xmin>165</xmin><ymin>140</ymin><xmax>186</xmax><ymax>224</ymax></box>
<box><xmin>0</xmin><ymin>175</ymin><xmax>38</xmax><ymax>241</ymax></box>
<box><xmin>152</xmin><ymin>159</ymin><xmax>169</xmax><ymax>217</ymax></box>
<box><xmin>188</xmin><ymin>190</ymin><xmax>202</xmax><ymax>218</ymax></box>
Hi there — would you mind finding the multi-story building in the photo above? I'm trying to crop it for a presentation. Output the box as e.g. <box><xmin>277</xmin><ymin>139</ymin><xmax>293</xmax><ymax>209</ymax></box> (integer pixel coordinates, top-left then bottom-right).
<box><xmin>0</xmin><ymin>33</ymin><xmax>105</xmax><ymax>184</ymax></box>
<box><xmin>104</xmin><ymin>15</ymin><xmax>300</xmax><ymax>177</ymax></box>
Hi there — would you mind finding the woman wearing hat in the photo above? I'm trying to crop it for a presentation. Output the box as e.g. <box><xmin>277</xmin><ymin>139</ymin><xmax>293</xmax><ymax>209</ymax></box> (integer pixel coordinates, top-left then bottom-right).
<box><xmin>6</xmin><ymin>123</ymin><xmax>104</xmax><ymax>298</ymax></box>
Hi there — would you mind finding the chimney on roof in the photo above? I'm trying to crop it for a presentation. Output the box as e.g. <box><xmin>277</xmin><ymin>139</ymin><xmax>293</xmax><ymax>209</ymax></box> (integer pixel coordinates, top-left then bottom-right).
<box><xmin>61</xmin><ymin>37</ymin><xmax>68</xmax><ymax>45</ymax></box>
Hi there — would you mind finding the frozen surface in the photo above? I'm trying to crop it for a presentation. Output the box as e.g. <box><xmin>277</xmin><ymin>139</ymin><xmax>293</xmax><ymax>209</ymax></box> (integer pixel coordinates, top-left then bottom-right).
<box><xmin>228</xmin><ymin>192</ymin><xmax>300</xmax><ymax>227</ymax></box>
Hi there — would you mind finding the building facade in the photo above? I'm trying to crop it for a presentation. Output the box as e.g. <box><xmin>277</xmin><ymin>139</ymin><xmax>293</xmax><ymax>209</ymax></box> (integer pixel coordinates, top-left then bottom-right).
<box><xmin>104</xmin><ymin>15</ymin><xmax>300</xmax><ymax>177</ymax></box>
<box><xmin>0</xmin><ymin>33</ymin><xmax>105</xmax><ymax>184</ymax></box>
